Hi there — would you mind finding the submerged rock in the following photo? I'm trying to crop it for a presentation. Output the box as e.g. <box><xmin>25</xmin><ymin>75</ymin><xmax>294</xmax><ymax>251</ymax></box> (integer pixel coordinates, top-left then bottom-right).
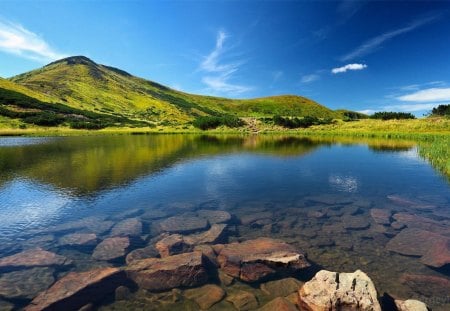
<box><xmin>239</xmin><ymin>212</ymin><xmax>273</xmax><ymax>226</ymax></box>
<box><xmin>0</xmin><ymin>267</ymin><xmax>55</xmax><ymax>299</ymax></box>
<box><xmin>126</xmin><ymin>251</ymin><xmax>208</xmax><ymax>291</ymax></box>
<box><xmin>392</xmin><ymin>213</ymin><xmax>450</xmax><ymax>235</ymax></box>
<box><xmin>395</xmin><ymin>299</ymin><xmax>428</xmax><ymax>311</ymax></box>
<box><xmin>197</xmin><ymin>209</ymin><xmax>231</xmax><ymax>224</ymax></box>
<box><xmin>226</xmin><ymin>290</ymin><xmax>259</xmax><ymax>311</ymax></box>
<box><xmin>342</xmin><ymin>215</ymin><xmax>370</xmax><ymax>230</ymax></box>
<box><xmin>387</xmin><ymin>195</ymin><xmax>435</xmax><ymax>210</ymax></box>
<box><xmin>183</xmin><ymin>224</ymin><xmax>228</xmax><ymax>245</ymax></box>
<box><xmin>258</xmin><ymin>297</ymin><xmax>298</xmax><ymax>311</ymax></box>
<box><xmin>159</xmin><ymin>216</ymin><xmax>209</xmax><ymax>234</ymax></box>
<box><xmin>298</xmin><ymin>269</ymin><xmax>381</xmax><ymax>311</ymax></box>
<box><xmin>47</xmin><ymin>216</ymin><xmax>114</xmax><ymax>235</ymax></box>
<box><xmin>155</xmin><ymin>234</ymin><xmax>189</xmax><ymax>258</ymax></box>
<box><xmin>25</xmin><ymin>267</ymin><xmax>125</xmax><ymax>311</ymax></box>
<box><xmin>184</xmin><ymin>284</ymin><xmax>225</xmax><ymax>310</ymax></box>
<box><xmin>217</xmin><ymin>237</ymin><xmax>310</xmax><ymax>282</ymax></box>
<box><xmin>0</xmin><ymin>299</ymin><xmax>14</xmax><ymax>311</ymax></box>
<box><xmin>0</xmin><ymin>248</ymin><xmax>70</xmax><ymax>270</ymax></box>
<box><xmin>110</xmin><ymin>218</ymin><xmax>143</xmax><ymax>237</ymax></box>
<box><xmin>59</xmin><ymin>233</ymin><xmax>98</xmax><ymax>247</ymax></box>
<box><xmin>370</xmin><ymin>208</ymin><xmax>392</xmax><ymax>225</ymax></box>
<box><xmin>400</xmin><ymin>273</ymin><xmax>450</xmax><ymax>297</ymax></box>
<box><xmin>420</xmin><ymin>237</ymin><xmax>450</xmax><ymax>268</ymax></box>
<box><xmin>125</xmin><ymin>245</ymin><xmax>159</xmax><ymax>265</ymax></box>
<box><xmin>260</xmin><ymin>277</ymin><xmax>303</xmax><ymax>298</ymax></box>
<box><xmin>92</xmin><ymin>237</ymin><xmax>130</xmax><ymax>261</ymax></box>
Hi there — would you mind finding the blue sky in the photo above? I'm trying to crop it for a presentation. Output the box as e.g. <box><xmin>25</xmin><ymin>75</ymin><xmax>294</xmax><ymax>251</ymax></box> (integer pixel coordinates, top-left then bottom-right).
<box><xmin>0</xmin><ymin>1</ymin><xmax>449</xmax><ymax>115</ymax></box>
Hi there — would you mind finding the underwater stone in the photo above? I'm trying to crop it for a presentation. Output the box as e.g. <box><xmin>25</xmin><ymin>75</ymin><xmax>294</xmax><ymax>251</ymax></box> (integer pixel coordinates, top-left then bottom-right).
<box><xmin>0</xmin><ymin>267</ymin><xmax>55</xmax><ymax>299</ymax></box>
<box><xmin>258</xmin><ymin>297</ymin><xmax>298</xmax><ymax>311</ymax></box>
<box><xmin>110</xmin><ymin>218</ymin><xmax>143</xmax><ymax>237</ymax></box>
<box><xmin>92</xmin><ymin>237</ymin><xmax>130</xmax><ymax>261</ymax></box>
<box><xmin>0</xmin><ymin>248</ymin><xmax>71</xmax><ymax>270</ymax></box>
<box><xmin>184</xmin><ymin>284</ymin><xmax>225</xmax><ymax>310</ymax></box>
<box><xmin>226</xmin><ymin>290</ymin><xmax>259</xmax><ymax>311</ymax></box>
<box><xmin>159</xmin><ymin>216</ymin><xmax>209</xmax><ymax>234</ymax></box>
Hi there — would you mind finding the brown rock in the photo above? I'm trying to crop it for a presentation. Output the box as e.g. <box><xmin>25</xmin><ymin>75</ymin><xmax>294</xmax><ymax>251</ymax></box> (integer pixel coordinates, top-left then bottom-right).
<box><xmin>392</xmin><ymin>213</ymin><xmax>450</xmax><ymax>235</ymax></box>
<box><xmin>370</xmin><ymin>208</ymin><xmax>391</xmax><ymax>225</ymax></box>
<box><xmin>159</xmin><ymin>216</ymin><xmax>209</xmax><ymax>234</ymax></box>
<box><xmin>218</xmin><ymin>269</ymin><xmax>234</xmax><ymax>286</ymax></box>
<box><xmin>92</xmin><ymin>237</ymin><xmax>130</xmax><ymax>261</ymax></box>
<box><xmin>155</xmin><ymin>234</ymin><xmax>189</xmax><ymax>258</ymax></box>
<box><xmin>115</xmin><ymin>285</ymin><xmax>131</xmax><ymax>301</ymax></box>
<box><xmin>217</xmin><ymin>238</ymin><xmax>309</xmax><ymax>282</ymax></box>
<box><xmin>395</xmin><ymin>299</ymin><xmax>428</xmax><ymax>311</ymax></box>
<box><xmin>111</xmin><ymin>218</ymin><xmax>143</xmax><ymax>237</ymax></box>
<box><xmin>59</xmin><ymin>233</ymin><xmax>97</xmax><ymax>246</ymax></box>
<box><xmin>391</xmin><ymin>221</ymin><xmax>406</xmax><ymax>230</ymax></box>
<box><xmin>48</xmin><ymin>216</ymin><xmax>114</xmax><ymax>235</ymax></box>
<box><xmin>386</xmin><ymin>228</ymin><xmax>447</xmax><ymax>257</ymax></box>
<box><xmin>420</xmin><ymin>238</ymin><xmax>450</xmax><ymax>268</ymax></box>
<box><xmin>194</xmin><ymin>244</ymin><xmax>219</xmax><ymax>267</ymax></box>
<box><xmin>400</xmin><ymin>273</ymin><xmax>450</xmax><ymax>297</ymax></box>
<box><xmin>0</xmin><ymin>267</ymin><xmax>54</xmax><ymax>299</ymax></box>
<box><xmin>342</xmin><ymin>216</ymin><xmax>370</xmax><ymax>230</ymax></box>
<box><xmin>240</xmin><ymin>212</ymin><xmax>272</xmax><ymax>225</ymax></box>
<box><xmin>126</xmin><ymin>251</ymin><xmax>208</xmax><ymax>291</ymax></box>
<box><xmin>226</xmin><ymin>290</ymin><xmax>259</xmax><ymax>311</ymax></box>
<box><xmin>0</xmin><ymin>248</ymin><xmax>70</xmax><ymax>270</ymax></box>
<box><xmin>298</xmin><ymin>269</ymin><xmax>381</xmax><ymax>311</ymax></box>
<box><xmin>387</xmin><ymin>195</ymin><xmax>435</xmax><ymax>210</ymax></box>
<box><xmin>25</xmin><ymin>267</ymin><xmax>125</xmax><ymax>311</ymax></box>
<box><xmin>184</xmin><ymin>284</ymin><xmax>225</xmax><ymax>310</ymax></box>
<box><xmin>183</xmin><ymin>224</ymin><xmax>227</xmax><ymax>245</ymax></box>
<box><xmin>258</xmin><ymin>297</ymin><xmax>298</xmax><ymax>311</ymax></box>
<box><xmin>125</xmin><ymin>245</ymin><xmax>158</xmax><ymax>265</ymax></box>
<box><xmin>197</xmin><ymin>210</ymin><xmax>231</xmax><ymax>224</ymax></box>
<box><xmin>261</xmin><ymin>277</ymin><xmax>303</xmax><ymax>298</ymax></box>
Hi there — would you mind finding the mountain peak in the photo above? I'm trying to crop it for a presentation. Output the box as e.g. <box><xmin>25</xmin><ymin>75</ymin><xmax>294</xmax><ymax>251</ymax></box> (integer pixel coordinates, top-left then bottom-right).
<box><xmin>46</xmin><ymin>56</ymin><xmax>97</xmax><ymax>67</ymax></box>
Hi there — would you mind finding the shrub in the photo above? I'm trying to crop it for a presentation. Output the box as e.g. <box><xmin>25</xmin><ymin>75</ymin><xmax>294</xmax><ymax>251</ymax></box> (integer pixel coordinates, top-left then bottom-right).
<box><xmin>273</xmin><ymin>115</ymin><xmax>333</xmax><ymax>128</ymax></box>
<box><xmin>193</xmin><ymin>115</ymin><xmax>244</xmax><ymax>130</ymax></box>
<box><xmin>431</xmin><ymin>104</ymin><xmax>450</xmax><ymax>116</ymax></box>
<box><xmin>370</xmin><ymin>112</ymin><xmax>415</xmax><ymax>120</ymax></box>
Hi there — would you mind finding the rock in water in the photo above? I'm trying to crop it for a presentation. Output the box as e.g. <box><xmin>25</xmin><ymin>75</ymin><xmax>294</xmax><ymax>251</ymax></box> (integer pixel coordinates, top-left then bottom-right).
<box><xmin>298</xmin><ymin>269</ymin><xmax>381</xmax><ymax>311</ymax></box>
<box><xmin>159</xmin><ymin>216</ymin><xmax>209</xmax><ymax>234</ymax></box>
<box><xmin>59</xmin><ymin>233</ymin><xmax>97</xmax><ymax>247</ymax></box>
<box><xmin>126</xmin><ymin>251</ymin><xmax>208</xmax><ymax>291</ymax></box>
<box><xmin>92</xmin><ymin>237</ymin><xmax>130</xmax><ymax>261</ymax></box>
<box><xmin>395</xmin><ymin>299</ymin><xmax>428</xmax><ymax>311</ymax></box>
<box><xmin>258</xmin><ymin>297</ymin><xmax>298</xmax><ymax>311</ymax></box>
<box><xmin>110</xmin><ymin>218</ymin><xmax>143</xmax><ymax>237</ymax></box>
<box><xmin>370</xmin><ymin>209</ymin><xmax>391</xmax><ymax>225</ymax></box>
<box><xmin>226</xmin><ymin>290</ymin><xmax>259</xmax><ymax>311</ymax></box>
<box><xmin>197</xmin><ymin>210</ymin><xmax>231</xmax><ymax>224</ymax></box>
<box><xmin>386</xmin><ymin>228</ymin><xmax>446</xmax><ymax>256</ymax></box>
<box><xmin>184</xmin><ymin>284</ymin><xmax>225</xmax><ymax>310</ymax></box>
<box><xmin>0</xmin><ymin>248</ymin><xmax>70</xmax><ymax>270</ymax></box>
<box><xmin>217</xmin><ymin>237</ymin><xmax>309</xmax><ymax>282</ymax></box>
<box><xmin>0</xmin><ymin>267</ymin><xmax>54</xmax><ymax>299</ymax></box>
<box><xmin>260</xmin><ymin>277</ymin><xmax>303</xmax><ymax>298</ymax></box>
<box><xmin>25</xmin><ymin>267</ymin><xmax>125</xmax><ymax>311</ymax></box>
<box><xmin>155</xmin><ymin>234</ymin><xmax>189</xmax><ymax>258</ymax></box>
<box><xmin>420</xmin><ymin>237</ymin><xmax>450</xmax><ymax>268</ymax></box>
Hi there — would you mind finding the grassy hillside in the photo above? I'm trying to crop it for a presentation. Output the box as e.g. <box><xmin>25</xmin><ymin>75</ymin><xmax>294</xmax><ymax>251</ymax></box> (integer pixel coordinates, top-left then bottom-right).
<box><xmin>7</xmin><ymin>56</ymin><xmax>338</xmax><ymax>126</ymax></box>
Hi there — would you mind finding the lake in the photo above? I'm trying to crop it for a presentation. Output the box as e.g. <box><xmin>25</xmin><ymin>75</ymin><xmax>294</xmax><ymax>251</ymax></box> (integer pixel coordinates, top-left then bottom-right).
<box><xmin>0</xmin><ymin>134</ymin><xmax>449</xmax><ymax>310</ymax></box>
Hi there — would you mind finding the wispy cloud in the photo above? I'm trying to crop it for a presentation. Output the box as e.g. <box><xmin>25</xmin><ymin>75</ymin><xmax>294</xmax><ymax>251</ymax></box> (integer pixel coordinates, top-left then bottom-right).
<box><xmin>301</xmin><ymin>74</ymin><xmax>320</xmax><ymax>83</ymax></box>
<box><xmin>199</xmin><ymin>30</ymin><xmax>252</xmax><ymax>96</ymax></box>
<box><xmin>340</xmin><ymin>14</ymin><xmax>439</xmax><ymax>62</ymax></box>
<box><xmin>397</xmin><ymin>87</ymin><xmax>450</xmax><ymax>102</ymax></box>
<box><xmin>332</xmin><ymin>63</ymin><xmax>367</xmax><ymax>74</ymax></box>
<box><xmin>0</xmin><ymin>19</ymin><xmax>67</xmax><ymax>62</ymax></box>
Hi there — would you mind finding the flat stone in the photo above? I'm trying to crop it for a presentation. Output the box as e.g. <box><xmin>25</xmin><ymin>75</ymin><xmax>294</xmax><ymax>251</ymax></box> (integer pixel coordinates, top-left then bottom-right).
<box><xmin>386</xmin><ymin>228</ymin><xmax>447</xmax><ymax>257</ymax></box>
<box><xmin>0</xmin><ymin>267</ymin><xmax>54</xmax><ymax>299</ymax></box>
<box><xmin>59</xmin><ymin>233</ymin><xmax>97</xmax><ymax>247</ymax></box>
<box><xmin>342</xmin><ymin>216</ymin><xmax>370</xmax><ymax>230</ymax></box>
<box><xmin>307</xmin><ymin>195</ymin><xmax>353</xmax><ymax>205</ymax></box>
<box><xmin>0</xmin><ymin>248</ymin><xmax>70</xmax><ymax>270</ymax></box>
<box><xmin>217</xmin><ymin>238</ymin><xmax>310</xmax><ymax>282</ymax></box>
<box><xmin>48</xmin><ymin>216</ymin><xmax>114</xmax><ymax>235</ymax></box>
<box><xmin>226</xmin><ymin>290</ymin><xmax>259</xmax><ymax>311</ymax></box>
<box><xmin>395</xmin><ymin>299</ymin><xmax>428</xmax><ymax>311</ymax></box>
<box><xmin>197</xmin><ymin>210</ymin><xmax>231</xmax><ymax>224</ymax></box>
<box><xmin>400</xmin><ymin>273</ymin><xmax>450</xmax><ymax>297</ymax></box>
<box><xmin>184</xmin><ymin>284</ymin><xmax>225</xmax><ymax>310</ymax></box>
<box><xmin>92</xmin><ymin>237</ymin><xmax>130</xmax><ymax>261</ymax></box>
<box><xmin>218</xmin><ymin>269</ymin><xmax>234</xmax><ymax>286</ymax></box>
<box><xmin>183</xmin><ymin>224</ymin><xmax>227</xmax><ymax>245</ymax></box>
<box><xmin>159</xmin><ymin>216</ymin><xmax>209</xmax><ymax>234</ymax></box>
<box><xmin>261</xmin><ymin>277</ymin><xmax>303</xmax><ymax>298</ymax></box>
<box><xmin>392</xmin><ymin>213</ymin><xmax>450</xmax><ymax>235</ymax></box>
<box><xmin>258</xmin><ymin>297</ymin><xmax>298</xmax><ymax>311</ymax></box>
<box><xmin>126</xmin><ymin>251</ymin><xmax>208</xmax><ymax>291</ymax></box>
<box><xmin>25</xmin><ymin>267</ymin><xmax>125</xmax><ymax>311</ymax></box>
<box><xmin>307</xmin><ymin>211</ymin><xmax>326</xmax><ymax>219</ymax></box>
<box><xmin>370</xmin><ymin>208</ymin><xmax>391</xmax><ymax>225</ymax></box>
<box><xmin>420</xmin><ymin>237</ymin><xmax>450</xmax><ymax>268</ymax></box>
<box><xmin>239</xmin><ymin>212</ymin><xmax>273</xmax><ymax>225</ymax></box>
<box><xmin>125</xmin><ymin>245</ymin><xmax>158</xmax><ymax>265</ymax></box>
<box><xmin>391</xmin><ymin>221</ymin><xmax>406</xmax><ymax>230</ymax></box>
<box><xmin>298</xmin><ymin>269</ymin><xmax>381</xmax><ymax>311</ymax></box>
<box><xmin>387</xmin><ymin>195</ymin><xmax>435</xmax><ymax>210</ymax></box>
<box><xmin>140</xmin><ymin>209</ymin><xmax>168</xmax><ymax>220</ymax></box>
<box><xmin>110</xmin><ymin>208</ymin><xmax>143</xmax><ymax>220</ymax></box>
<box><xmin>155</xmin><ymin>234</ymin><xmax>189</xmax><ymax>258</ymax></box>
<box><xmin>111</xmin><ymin>218</ymin><xmax>143</xmax><ymax>237</ymax></box>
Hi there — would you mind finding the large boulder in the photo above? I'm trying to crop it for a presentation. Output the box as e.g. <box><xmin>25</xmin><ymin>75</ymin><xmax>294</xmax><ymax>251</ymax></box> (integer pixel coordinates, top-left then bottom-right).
<box><xmin>92</xmin><ymin>237</ymin><xmax>130</xmax><ymax>261</ymax></box>
<box><xmin>25</xmin><ymin>267</ymin><xmax>125</xmax><ymax>311</ymax></box>
<box><xmin>298</xmin><ymin>269</ymin><xmax>381</xmax><ymax>311</ymax></box>
<box><xmin>0</xmin><ymin>248</ymin><xmax>71</xmax><ymax>270</ymax></box>
<box><xmin>126</xmin><ymin>251</ymin><xmax>208</xmax><ymax>291</ymax></box>
<box><xmin>217</xmin><ymin>238</ymin><xmax>309</xmax><ymax>282</ymax></box>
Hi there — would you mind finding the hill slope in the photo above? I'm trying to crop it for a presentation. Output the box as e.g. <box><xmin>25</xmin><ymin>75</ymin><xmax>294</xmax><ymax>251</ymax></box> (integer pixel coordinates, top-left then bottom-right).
<box><xmin>5</xmin><ymin>56</ymin><xmax>339</xmax><ymax>126</ymax></box>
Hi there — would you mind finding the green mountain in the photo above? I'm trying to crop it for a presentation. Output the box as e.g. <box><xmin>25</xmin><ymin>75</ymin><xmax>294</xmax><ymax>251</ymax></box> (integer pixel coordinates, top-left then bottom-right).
<box><xmin>2</xmin><ymin>56</ymin><xmax>340</xmax><ymax>128</ymax></box>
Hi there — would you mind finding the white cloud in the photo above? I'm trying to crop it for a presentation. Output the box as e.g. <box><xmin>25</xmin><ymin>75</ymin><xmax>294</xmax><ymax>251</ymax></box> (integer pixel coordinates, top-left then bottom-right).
<box><xmin>301</xmin><ymin>74</ymin><xmax>320</xmax><ymax>83</ymax></box>
<box><xmin>340</xmin><ymin>15</ymin><xmax>439</xmax><ymax>62</ymax></box>
<box><xmin>332</xmin><ymin>63</ymin><xmax>367</xmax><ymax>74</ymax></box>
<box><xmin>199</xmin><ymin>30</ymin><xmax>252</xmax><ymax>95</ymax></box>
<box><xmin>382</xmin><ymin>103</ymin><xmax>438</xmax><ymax>112</ymax></box>
<box><xmin>397</xmin><ymin>88</ymin><xmax>450</xmax><ymax>102</ymax></box>
<box><xmin>358</xmin><ymin>109</ymin><xmax>376</xmax><ymax>115</ymax></box>
<box><xmin>0</xmin><ymin>20</ymin><xmax>67</xmax><ymax>62</ymax></box>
